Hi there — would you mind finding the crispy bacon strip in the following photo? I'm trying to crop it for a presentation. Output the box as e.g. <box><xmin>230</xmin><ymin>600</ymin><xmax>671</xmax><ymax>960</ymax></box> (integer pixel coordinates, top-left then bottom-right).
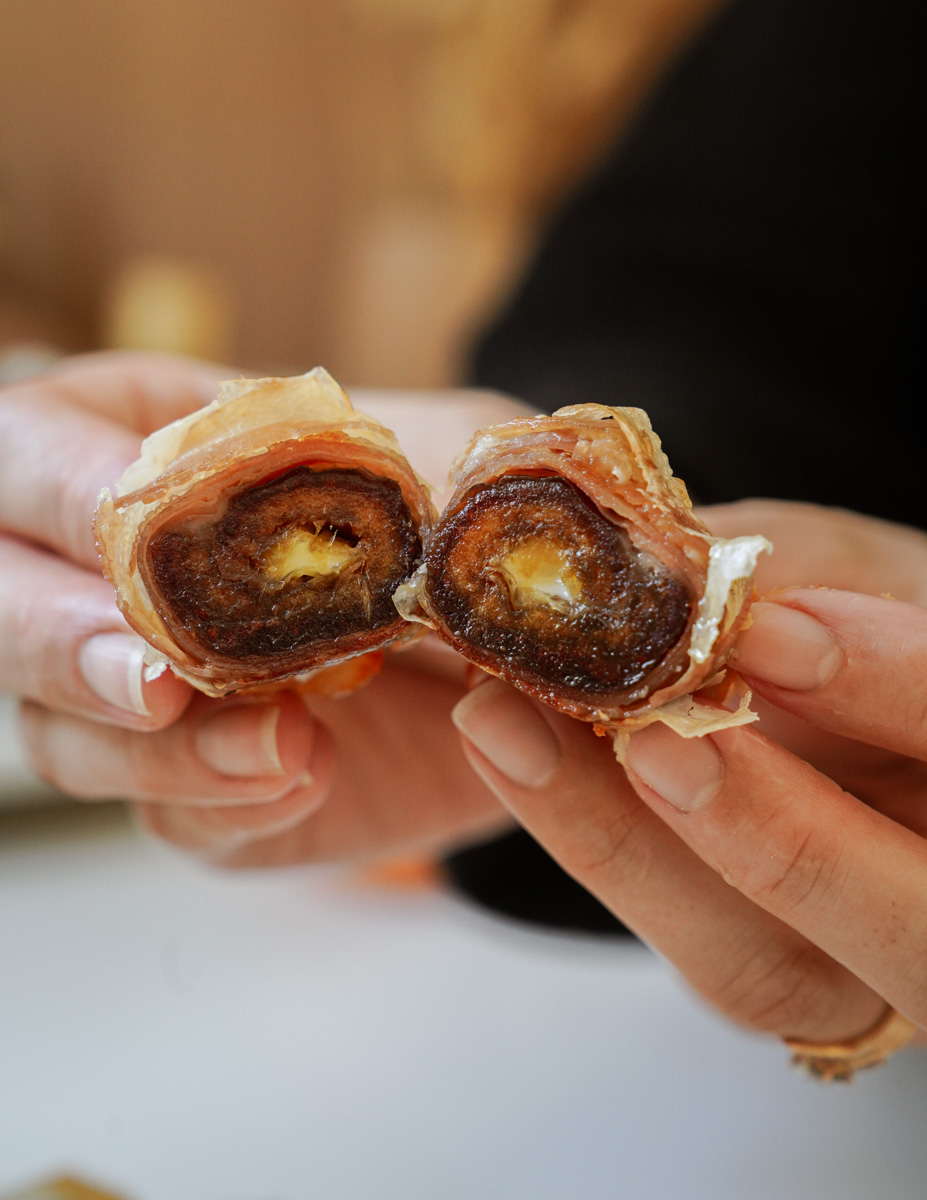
<box><xmin>396</xmin><ymin>404</ymin><xmax>770</xmax><ymax>734</ymax></box>
<box><xmin>95</xmin><ymin>369</ymin><xmax>435</xmax><ymax>696</ymax></box>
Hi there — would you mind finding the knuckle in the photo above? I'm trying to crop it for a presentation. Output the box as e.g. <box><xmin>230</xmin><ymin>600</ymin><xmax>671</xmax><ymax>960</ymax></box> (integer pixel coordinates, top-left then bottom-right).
<box><xmin>53</xmin><ymin>459</ymin><xmax>98</xmax><ymax>562</ymax></box>
<box><xmin>726</xmin><ymin>815</ymin><xmax>848</xmax><ymax>921</ymax></box>
<box><xmin>713</xmin><ymin>936</ymin><xmax>843</xmax><ymax>1036</ymax></box>
<box><xmin>19</xmin><ymin>706</ymin><xmax>97</xmax><ymax>800</ymax></box>
<box><xmin>11</xmin><ymin>591</ymin><xmax>55</xmax><ymax>699</ymax></box>
<box><xmin>559</xmin><ymin>797</ymin><xmax>652</xmax><ymax>891</ymax></box>
<box><xmin>8</xmin><ymin>583</ymin><xmax>93</xmax><ymax>714</ymax></box>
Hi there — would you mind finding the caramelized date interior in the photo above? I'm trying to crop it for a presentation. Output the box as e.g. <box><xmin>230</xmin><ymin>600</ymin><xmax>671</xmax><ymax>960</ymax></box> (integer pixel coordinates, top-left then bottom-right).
<box><xmin>144</xmin><ymin>467</ymin><xmax>420</xmax><ymax>664</ymax></box>
<box><xmin>425</xmin><ymin>474</ymin><xmax>692</xmax><ymax>702</ymax></box>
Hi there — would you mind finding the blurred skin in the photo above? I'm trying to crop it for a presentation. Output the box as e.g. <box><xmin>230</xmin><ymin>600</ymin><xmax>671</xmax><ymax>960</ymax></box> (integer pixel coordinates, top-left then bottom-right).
<box><xmin>4</xmin><ymin>351</ymin><xmax>927</xmax><ymax>1051</ymax></box>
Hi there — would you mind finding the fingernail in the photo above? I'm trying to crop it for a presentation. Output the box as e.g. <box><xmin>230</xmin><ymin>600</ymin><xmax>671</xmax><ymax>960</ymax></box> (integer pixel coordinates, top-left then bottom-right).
<box><xmin>733</xmin><ymin>602</ymin><xmax>843</xmax><ymax>690</ymax></box>
<box><xmin>452</xmin><ymin>679</ymin><xmax>561</xmax><ymax>788</ymax></box>
<box><xmin>79</xmin><ymin>632</ymin><xmax>149</xmax><ymax>715</ymax></box>
<box><xmin>625</xmin><ymin>723</ymin><xmax>724</xmax><ymax>813</ymax></box>
<box><xmin>195</xmin><ymin>705</ymin><xmax>285</xmax><ymax>777</ymax></box>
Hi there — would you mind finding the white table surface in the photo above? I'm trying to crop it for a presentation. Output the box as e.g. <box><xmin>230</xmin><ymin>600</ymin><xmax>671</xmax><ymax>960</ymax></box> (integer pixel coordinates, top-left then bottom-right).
<box><xmin>1</xmin><ymin>799</ymin><xmax>925</xmax><ymax>1200</ymax></box>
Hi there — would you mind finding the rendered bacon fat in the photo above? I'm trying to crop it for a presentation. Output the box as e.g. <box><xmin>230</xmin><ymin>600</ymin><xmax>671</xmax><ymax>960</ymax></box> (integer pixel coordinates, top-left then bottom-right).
<box><xmin>95</xmin><ymin>369</ymin><xmax>435</xmax><ymax>696</ymax></box>
<box><xmin>396</xmin><ymin>405</ymin><xmax>770</xmax><ymax>732</ymax></box>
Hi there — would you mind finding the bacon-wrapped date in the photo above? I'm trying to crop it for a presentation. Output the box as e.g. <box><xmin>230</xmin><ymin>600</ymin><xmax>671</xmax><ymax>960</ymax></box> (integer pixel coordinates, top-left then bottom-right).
<box><xmin>396</xmin><ymin>404</ymin><xmax>770</xmax><ymax>733</ymax></box>
<box><xmin>95</xmin><ymin>369</ymin><xmax>435</xmax><ymax>696</ymax></box>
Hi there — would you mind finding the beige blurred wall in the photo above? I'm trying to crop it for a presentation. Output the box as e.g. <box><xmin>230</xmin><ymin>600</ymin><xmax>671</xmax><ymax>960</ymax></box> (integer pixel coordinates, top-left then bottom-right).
<box><xmin>0</xmin><ymin>0</ymin><xmax>724</xmax><ymax>387</ymax></box>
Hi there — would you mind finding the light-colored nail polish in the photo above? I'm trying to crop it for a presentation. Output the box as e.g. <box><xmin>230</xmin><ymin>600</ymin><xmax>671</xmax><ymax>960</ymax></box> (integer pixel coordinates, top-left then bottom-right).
<box><xmin>452</xmin><ymin>679</ymin><xmax>561</xmax><ymax>788</ymax></box>
<box><xmin>625</xmin><ymin>723</ymin><xmax>724</xmax><ymax>813</ymax></box>
<box><xmin>732</xmin><ymin>602</ymin><xmax>843</xmax><ymax>690</ymax></box>
<box><xmin>78</xmin><ymin>632</ymin><xmax>149</xmax><ymax>716</ymax></box>
<box><xmin>195</xmin><ymin>705</ymin><xmax>284</xmax><ymax>777</ymax></box>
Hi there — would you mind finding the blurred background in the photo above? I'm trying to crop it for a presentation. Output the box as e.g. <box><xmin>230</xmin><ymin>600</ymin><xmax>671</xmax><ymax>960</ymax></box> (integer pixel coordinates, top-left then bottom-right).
<box><xmin>3</xmin><ymin>4</ymin><xmax>926</xmax><ymax>1198</ymax></box>
<box><xmin>0</xmin><ymin>0</ymin><xmax>724</xmax><ymax>385</ymax></box>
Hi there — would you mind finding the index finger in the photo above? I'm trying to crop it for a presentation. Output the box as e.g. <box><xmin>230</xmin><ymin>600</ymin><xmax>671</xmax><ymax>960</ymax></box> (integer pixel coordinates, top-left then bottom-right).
<box><xmin>731</xmin><ymin>588</ymin><xmax>927</xmax><ymax>762</ymax></box>
<box><xmin>27</xmin><ymin>351</ymin><xmax>225</xmax><ymax>431</ymax></box>
<box><xmin>0</xmin><ymin>353</ymin><xmax>223</xmax><ymax>567</ymax></box>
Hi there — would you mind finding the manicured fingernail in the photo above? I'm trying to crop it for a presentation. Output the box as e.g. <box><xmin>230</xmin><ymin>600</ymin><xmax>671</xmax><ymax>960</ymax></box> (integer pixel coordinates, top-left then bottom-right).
<box><xmin>625</xmin><ymin>723</ymin><xmax>724</xmax><ymax>813</ymax></box>
<box><xmin>79</xmin><ymin>632</ymin><xmax>149</xmax><ymax>715</ymax></box>
<box><xmin>732</xmin><ymin>602</ymin><xmax>843</xmax><ymax>690</ymax></box>
<box><xmin>195</xmin><ymin>705</ymin><xmax>285</xmax><ymax>777</ymax></box>
<box><xmin>452</xmin><ymin>679</ymin><xmax>561</xmax><ymax>788</ymax></box>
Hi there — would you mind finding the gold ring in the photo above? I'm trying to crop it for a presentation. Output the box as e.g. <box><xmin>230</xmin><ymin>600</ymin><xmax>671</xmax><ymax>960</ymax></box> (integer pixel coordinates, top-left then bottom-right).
<box><xmin>785</xmin><ymin>1006</ymin><xmax>919</xmax><ymax>1082</ymax></box>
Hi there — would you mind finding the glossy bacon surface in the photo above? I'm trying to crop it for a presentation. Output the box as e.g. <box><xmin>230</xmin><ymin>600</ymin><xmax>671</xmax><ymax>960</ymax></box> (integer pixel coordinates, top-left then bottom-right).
<box><xmin>95</xmin><ymin>369</ymin><xmax>435</xmax><ymax>696</ymax></box>
<box><xmin>396</xmin><ymin>404</ymin><xmax>769</xmax><ymax>731</ymax></box>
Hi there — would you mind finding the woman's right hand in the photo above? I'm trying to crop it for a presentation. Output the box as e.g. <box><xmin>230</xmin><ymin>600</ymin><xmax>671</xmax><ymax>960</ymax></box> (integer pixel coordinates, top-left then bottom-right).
<box><xmin>449</xmin><ymin>500</ymin><xmax>927</xmax><ymax>1056</ymax></box>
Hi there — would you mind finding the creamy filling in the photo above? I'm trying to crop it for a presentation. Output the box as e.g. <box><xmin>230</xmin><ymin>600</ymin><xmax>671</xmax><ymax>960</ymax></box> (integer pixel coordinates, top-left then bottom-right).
<box><xmin>494</xmin><ymin>538</ymin><xmax>582</xmax><ymax>615</ymax></box>
<box><xmin>262</xmin><ymin>526</ymin><xmax>362</xmax><ymax>584</ymax></box>
<box><xmin>143</xmin><ymin>465</ymin><xmax>420</xmax><ymax>664</ymax></box>
<box><xmin>424</xmin><ymin>472</ymin><xmax>693</xmax><ymax>702</ymax></box>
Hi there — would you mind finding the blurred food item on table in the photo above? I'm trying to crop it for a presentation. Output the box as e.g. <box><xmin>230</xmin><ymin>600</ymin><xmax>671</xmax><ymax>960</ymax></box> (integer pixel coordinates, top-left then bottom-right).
<box><xmin>101</xmin><ymin>255</ymin><xmax>234</xmax><ymax>362</ymax></box>
<box><xmin>1</xmin><ymin>1175</ymin><xmax>131</xmax><ymax>1200</ymax></box>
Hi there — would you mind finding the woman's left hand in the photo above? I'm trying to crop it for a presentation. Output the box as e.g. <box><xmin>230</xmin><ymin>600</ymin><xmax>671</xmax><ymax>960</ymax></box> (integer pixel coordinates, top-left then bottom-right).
<box><xmin>452</xmin><ymin>509</ymin><xmax>927</xmax><ymax>1052</ymax></box>
<box><xmin>2</xmin><ymin>351</ymin><xmax>529</xmax><ymax>867</ymax></box>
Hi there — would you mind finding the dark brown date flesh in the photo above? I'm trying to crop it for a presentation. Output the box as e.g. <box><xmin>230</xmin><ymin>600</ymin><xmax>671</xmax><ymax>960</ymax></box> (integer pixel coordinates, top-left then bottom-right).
<box><xmin>145</xmin><ymin>467</ymin><xmax>420</xmax><ymax>664</ymax></box>
<box><xmin>425</xmin><ymin>474</ymin><xmax>692</xmax><ymax>703</ymax></box>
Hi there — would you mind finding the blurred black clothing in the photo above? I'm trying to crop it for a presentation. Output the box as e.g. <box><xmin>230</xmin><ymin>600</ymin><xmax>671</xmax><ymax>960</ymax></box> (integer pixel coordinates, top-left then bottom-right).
<box><xmin>449</xmin><ymin>0</ymin><xmax>925</xmax><ymax>935</ymax></box>
<box><xmin>473</xmin><ymin>0</ymin><xmax>923</xmax><ymax>524</ymax></box>
<box><xmin>444</xmin><ymin>829</ymin><xmax>630</xmax><ymax>935</ymax></box>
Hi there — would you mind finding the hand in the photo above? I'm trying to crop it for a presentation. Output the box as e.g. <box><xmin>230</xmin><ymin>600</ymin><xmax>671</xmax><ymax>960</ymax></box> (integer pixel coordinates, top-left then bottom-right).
<box><xmin>702</xmin><ymin>499</ymin><xmax>927</xmax><ymax>806</ymax></box>
<box><xmin>2</xmin><ymin>352</ymin><xmax>526</xmax><ymax>865</ymax></box>
<box><xmin>452</xmin><ymin>502</ymin><xmax>927</xmax><ymax>1047</ymax></box>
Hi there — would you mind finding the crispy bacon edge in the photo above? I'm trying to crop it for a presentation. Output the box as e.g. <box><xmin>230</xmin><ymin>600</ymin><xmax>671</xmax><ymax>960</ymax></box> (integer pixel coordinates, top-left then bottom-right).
<box><xmin>94</xmin><ymin>368</ymin><xmax>436</xmax><ymax>697</ymax></box>
<box><xmin>394</xmin><ymin>403</ymin><xmax>770</xmax><ymax>742</ymax></box>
